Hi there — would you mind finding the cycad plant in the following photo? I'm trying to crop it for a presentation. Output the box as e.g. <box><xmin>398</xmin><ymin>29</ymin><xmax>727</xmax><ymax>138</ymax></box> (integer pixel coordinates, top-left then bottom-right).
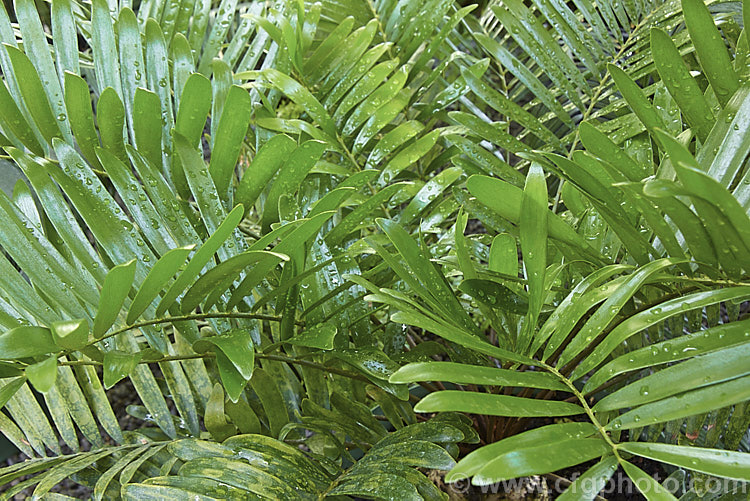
<box><xmin>0</xmin><ymin>0</ymin><xmax>749</xmax><ymax>499</ymax></box>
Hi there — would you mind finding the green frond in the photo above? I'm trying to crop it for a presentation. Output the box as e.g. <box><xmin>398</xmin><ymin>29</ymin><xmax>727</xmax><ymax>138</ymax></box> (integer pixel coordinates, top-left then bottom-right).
<box><xmin>0</xmin><ymin>0</ymin><xmax>748</xmax><ymax>498</ymax></box>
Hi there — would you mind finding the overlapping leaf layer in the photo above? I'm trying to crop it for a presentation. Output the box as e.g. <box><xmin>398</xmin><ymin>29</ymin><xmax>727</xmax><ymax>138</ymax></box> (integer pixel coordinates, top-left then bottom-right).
<box><xmin>0</xmin><ymin>0</ymin><xmax>749</xmax><ymax>499</ymax></box>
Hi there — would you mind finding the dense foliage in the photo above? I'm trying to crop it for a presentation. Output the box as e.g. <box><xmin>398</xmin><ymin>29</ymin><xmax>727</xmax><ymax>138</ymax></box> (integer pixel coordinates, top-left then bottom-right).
<box><xmin>0</xmin><ymin>0</ymin><xmax>749</xmax><ymax>498</ymax></box>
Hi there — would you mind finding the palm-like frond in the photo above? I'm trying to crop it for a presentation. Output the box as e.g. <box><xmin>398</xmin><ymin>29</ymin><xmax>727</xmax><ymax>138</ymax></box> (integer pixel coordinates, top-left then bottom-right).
<box><xmin>0</xmin><ymin>0</ymin><xmax>749</xmax><ymax>498</ymax></box>
<box><xmin>0</xmin><ymin>0</ymin><xmax>479</xmax><ymax>496</ymax></box>
<box><xmin>370</xmin><ymin>231</ymin><xmax>750</xmax><ymax>495</ymax></box>
<box><xmin>353</xmin><ymin>1</ymin><xmax>750</xmax><ymax>493</ymax></box>
<box><xmin>2</xmin><ymin>420</ymin><xmax>468</xmax><ymax>499</ymax></box>
<box><xmin>451</xmin><ymin>0</ymin><xmax>743</xmax><ymax>175</ymax></box>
